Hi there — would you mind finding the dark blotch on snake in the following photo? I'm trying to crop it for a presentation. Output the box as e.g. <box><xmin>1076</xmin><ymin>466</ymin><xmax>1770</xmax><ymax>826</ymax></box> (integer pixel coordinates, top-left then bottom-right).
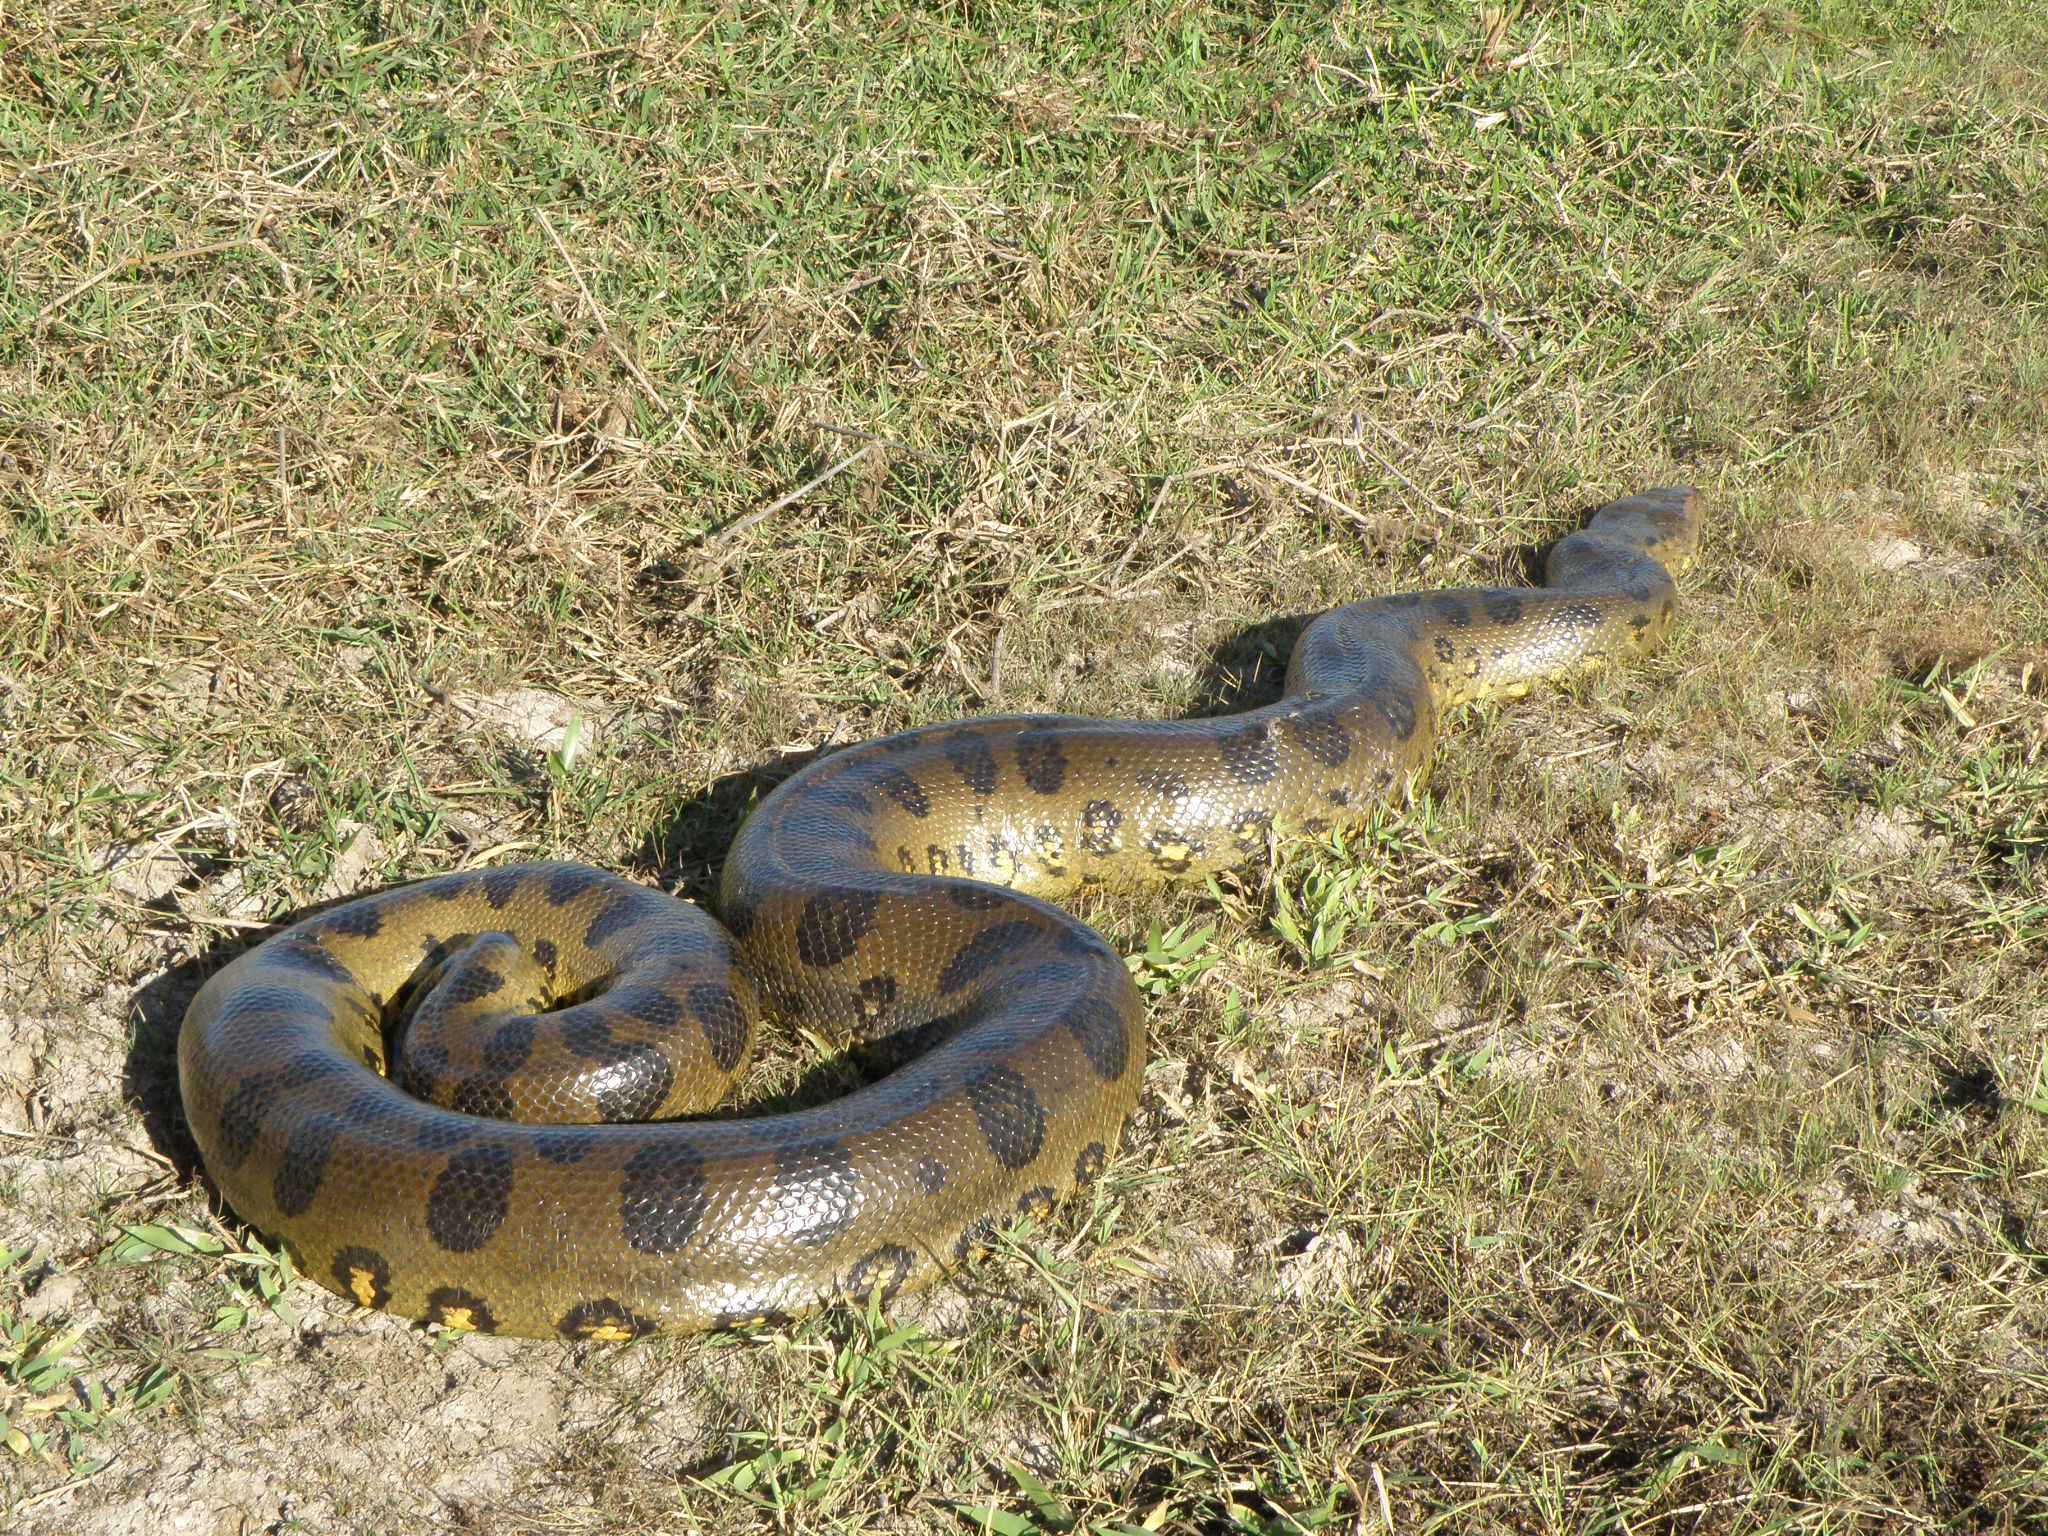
<box><xmin>623</xmin><ymin>989</ymin><xmax>682</xmax><ymax>1032</ymax></box>
<box><xmin>1219</xmin><ymin>723</ymin><xmax>1280</xmax><ymax>786</ymax></box>
<box><xmin>816</xmin><ymin>785</ymin><xmax>875</xmax><ymax>820</ymax></box>
<box><xmin>336</xmin><ymin>1087</ymin><xmax>406</xmax><ymax>1134</ymax></box>
<box><xmin>712</xmin><ymin>1306</ymin><xmax>796</xmax><ymax>1331</ymax></box>
<box><xmin>938</xmin><ymin>920</ymin><xmax>1043</xmax><ymax>995</ymax></box>
<box><xmin>794</xmin><ymin>889</ymin><xmax>881</xmax><ymax>969</ymax></box>
<box><xmin>1430</xmin><ymin>595</ymin><xmax>1474</xmax><ymax>629</ymax></box>
<box><xmin>425</xmin><ymin>1145</ymin><xmax>516</xmax><ymax>1252</ymax></box>
<box><xmin>250</xmin><ymin>1010</ymin><xmax>339</xmax><ymax>1070</ymax></box>
<box><xmin>483</xmin><ymin>1017</ymin><xmax>536</xmax><ymax>1074</ymax></box>
<box><xmin>1081</xmin><ymin>799</ymin><xmax>1123</xmax><ymax>853</ymax></box>
<box><xmin>1233</xmin><ymin>807</ymin><xmax>1274</xmax><ymax>846</ymax></box>
<box><xmin>946</xmin><ymin>884</ymin><xmax>1007</xmax><ymax>912</ymax></box>
<box><xmin>582</xmin><ymin>891</ymin><xmax>639</xmax><ymax>950</ymax></box>
<box><xmin>1377</xmin><ymin>685</ymin><xmax>1419</xmax><ymax>742</ymax></box>
<box><xmin>913</xmin><ymin>1155</ymin><xmax>947</xmax><ymax>1194</ymax></box>
<box><xmin>689</xmin><ymin>983</ymin><xmax>749</xmax><ymax>1072</ymax></box>
<box><xmin>557</xmin><ymin>1298</ymin><xmax>656</xmax><ymax>1339</ymax></box>
<box><xmin>619</xmin><ymin>1142</ymin><xmax>710</xmax><ymax>1256</ymax></box>
<box><xmin>591</xmin><ymin>1046</ymin><xmax>675</xmax><ymax>1123</ymax></box>
<box><xmin>1055</xmin><ymin>924</ymin><xmax>1112</xmax><ymax>960</ymax></box>
<box><xmin>843</xmin><ymin>1244</ymin><xmax>917</xmax><ymax>1304</ymax></box>
<box><xmin>281</xmin><ymin>1049</ymin><xmax>345</xmax><ymax>1089</ymax></box>
<box><xmin>329</xmin><ymin>1246</ymin><xmax>392</xmax><ymax>1310</ymax></box>
<box><xmin>413</xmin><ymin>1116</ymin><xmax>471</xmax><ymax>1153</ymax></box>
<box><xmin>1147</xmin><ymin>836</ymin><xmax>1197</xmax><ymax>874</ymax></box>
<box><xmin>437</xmin><ymin>961</ymin><xmax>505</xmax><ymax>1006</ymax></box>
<box><xmin>854</xmin><ymin>974</ymin><xmax>898</xmax><ymax>1031</ymax></box>
<box><xmin>722</xmin><ymin>899</ymin><xmax>758</xmax><ymax>940</ymax></box>
<box><xmin>1284</xmin><ymin>711</ymin><xmax>1352</xmax><ymax>768</ymax></box>
<box><xmin>481</xmin><ymin>868</ymin><xmax>526</xmax><ymax>910</ymax></box>
<box><xmin>953</xmin><ymin>1216</ymin><xmax>999</xmax><ymax>1263</ymax></box>
<box><xmin>560</xmin><ymin>1013</ymin><xmax>624</xmax><ymax>1062</ymax></box>
<box><xmin>807</xmin><ymin>812</ymin><xmax>878</xmax><ymax>856</ymax></box>
<box><xmin>1016</xmin><ymin>731</ymin><xmax>1068</xmax><ymax>795</ymax></box>
<box><xmin>403</xmin><ymin>1041</ymin><xmax>450</xmax><ymax>1100</ymax></box>
<box><xmin>532</xmin><ymin>1128</ymin><xmax>598</xmax><ymax>1165</ymax></box>
<box><xmin>449</xmin><ymin>1076</ymin><xmax>514</xmax><ymax>1119</ymax></box>
<box><xmin>265</xmin><ymin>939</ymin><xmax>357</xmax><ymax>987</ymax></box>
<box><xmin>878</xmin><ymin>770</ymin><xmax>932</xmax><ymax>819</ymax></box>
<box><xmin>944</xmin><ymin>733</ymin><xmax>1000</xmax><ymax>796</ymax></box>
<box><xmin>272</xmin><ymin>1112</ymin><xmax>342</xmax><ymax>1217</ymax></box>
<box><xmin>1136</xmin><ymin>768</ymin><xmax>1189</xmax><ymax>802</ymax></box>
<box><xmin>1060</xmin><ymin>995</ymin><xmax>1131</xmax><ymax>1081</ymax></box>
<box><xmin>425</xmin><ymin>1286</ymin><xmax>501</xmax><ymax>1334</ymax></box>
<box><xmin>1074</xmin><ymin>1141</ymin><xmax>1107</xmax><ymax>1186</ymax></box>
<box><xmin>320</xmin><ymin>903</ymin><xmax>384</xmax><ymax>940</ymax></box>
<box><xmin>967</xmin><ymin>1065</ymin><xmax>1046</xmax><ymax>1171</ymax></box>
<box><xmin>1484</xmin><ymin>591</ymin><xmax>1525</xmax><ymax>626</ymax></box>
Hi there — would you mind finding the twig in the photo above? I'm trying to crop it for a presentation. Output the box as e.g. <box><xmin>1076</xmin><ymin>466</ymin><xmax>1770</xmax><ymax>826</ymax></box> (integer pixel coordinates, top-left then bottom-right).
<box><xmin>1108</xmin><ymin>463</ymin><xmax>1236</xmax><ymax>589</ymax></box>
<box><xmin>678</xmin><ymin>440</ymin><xmax>880</xmax><ymax>618</ymax></box>
<box><xmin>534</xmin><ymin>207</ymin><xmax>685</xmax><ymax>435</ymax></box>
<box><xmin>709</xmin><ymin>444</ymin><xmax>874</xmax><ymax>546</ymax></box>
<box><xmin>9</xmin><ymin>1467</ymin><xmax>108</xmax><ymax>1515</ymax></box>
<box><xmin>988</xmin><ymin>620</ymin><xmax>1009</xmax><ymax>699</ymax></box>
<box><xmin>1351</xmin><ymin>436</ymin><xmax>1458</xmax><ymax>523</ymax></box>
<box><xmin>1117</xmin><ymin>459</ymin><xmax>1377</xmax><ymax>584</ymax></box>
<box><xmin>21</xmin><ymin>237</ymin><xmax>256</xmax><ymax>334</ymax></box>
<box><xmin>808</xmin><ymin>418</ymin><xmax>925</xmax><ymax>457</ymax></box>
<box><xmin>1241</xmin><ymin>461</ymin><xmax>1369</xmax><ymax>530</ymax></box>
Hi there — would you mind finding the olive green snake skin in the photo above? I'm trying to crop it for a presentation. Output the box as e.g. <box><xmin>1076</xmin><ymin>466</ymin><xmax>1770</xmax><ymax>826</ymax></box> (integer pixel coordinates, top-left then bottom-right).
<box><xmin>178</xmin><ymin>487</ymin><xmax>1701</xmax><ymax>1339</ymax></box>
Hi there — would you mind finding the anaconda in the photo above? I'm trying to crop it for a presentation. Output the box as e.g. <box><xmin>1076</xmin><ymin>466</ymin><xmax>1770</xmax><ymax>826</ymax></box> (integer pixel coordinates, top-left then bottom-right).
<box><xmin>179</xmin><ymin>486</ymin><xmax>1701</xmax><ymax>1339</ymax></box>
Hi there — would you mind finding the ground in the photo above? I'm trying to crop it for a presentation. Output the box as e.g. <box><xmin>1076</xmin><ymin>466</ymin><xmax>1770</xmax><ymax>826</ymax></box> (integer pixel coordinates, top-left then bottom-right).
<box><xmin>3</xmin><ymin>1</ymin><xmax>2047</xmax><ymax>1532</ymax></box>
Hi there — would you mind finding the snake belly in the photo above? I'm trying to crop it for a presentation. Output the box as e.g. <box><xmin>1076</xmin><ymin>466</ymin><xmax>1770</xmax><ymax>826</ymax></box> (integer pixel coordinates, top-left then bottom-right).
<box><xmin>177</xmin><ymin>487</ymin><xmax>1701</xmax><ymax>1339</ymax></box>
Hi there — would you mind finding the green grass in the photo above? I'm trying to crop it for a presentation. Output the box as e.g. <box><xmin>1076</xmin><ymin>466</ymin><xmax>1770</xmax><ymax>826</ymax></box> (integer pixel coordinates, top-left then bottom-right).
<box><xmin>4</xmin><ymin>0</ymin><xmax>2047</xmax><ymax>1530</ymax></box>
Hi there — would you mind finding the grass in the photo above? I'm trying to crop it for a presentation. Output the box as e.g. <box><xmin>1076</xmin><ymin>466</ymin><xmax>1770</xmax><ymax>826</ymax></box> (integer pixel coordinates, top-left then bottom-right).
<box><xmin>3</xmin><ymin>0</ymin><xmax>2047</xmax><ymax>1529</ymax></box>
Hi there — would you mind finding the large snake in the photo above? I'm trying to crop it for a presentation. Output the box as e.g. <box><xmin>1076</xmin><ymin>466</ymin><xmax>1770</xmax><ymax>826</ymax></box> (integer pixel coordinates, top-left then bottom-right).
<box><xmin>179</xmin><ymin>487</ymin><xmax>1700</xmax><ymax>1339</ymax></box>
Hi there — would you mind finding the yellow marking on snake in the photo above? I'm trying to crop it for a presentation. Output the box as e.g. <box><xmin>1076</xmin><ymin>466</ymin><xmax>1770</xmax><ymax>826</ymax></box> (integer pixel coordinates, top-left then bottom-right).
<box><xmin>179</xmin><ymin>489</ymin><xmax>1702</xmax><ymax>1337</ymax></box>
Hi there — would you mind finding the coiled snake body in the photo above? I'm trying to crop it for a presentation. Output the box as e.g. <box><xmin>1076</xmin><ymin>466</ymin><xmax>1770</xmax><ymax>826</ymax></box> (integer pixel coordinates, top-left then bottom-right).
<box><xmin>180</xmin><ymin>488</ymin><xmax>1700</xmax><ymax>1339</ymax></box>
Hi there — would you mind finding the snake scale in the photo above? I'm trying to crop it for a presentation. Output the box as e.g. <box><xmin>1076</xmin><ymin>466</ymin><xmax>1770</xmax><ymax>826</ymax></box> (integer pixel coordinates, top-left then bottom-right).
<box><xmin>179</xmin><ymin>487</ymin><xmax>1700</xmax><ymax>1339</ymax></box>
